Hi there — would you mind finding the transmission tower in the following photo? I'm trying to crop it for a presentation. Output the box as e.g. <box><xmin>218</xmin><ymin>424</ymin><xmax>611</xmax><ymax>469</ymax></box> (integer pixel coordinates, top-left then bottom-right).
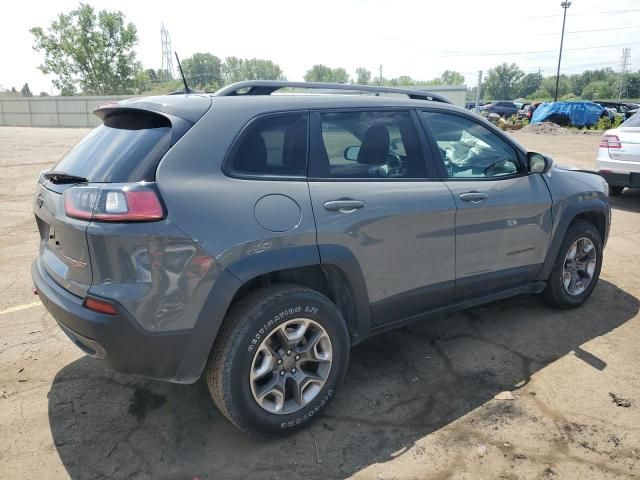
<box><xmin>160</xmin><ymin>24</ymin><xmax>174</xmax><ymax>81</ymax></box>
<box><xmin>615</xmin><ymin>48</ymin><xmax>630</xmax><ymax>100</ymax></box>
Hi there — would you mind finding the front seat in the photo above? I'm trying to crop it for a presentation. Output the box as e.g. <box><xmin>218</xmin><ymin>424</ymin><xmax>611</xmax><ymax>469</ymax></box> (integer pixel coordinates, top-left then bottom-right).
<box><xmin>357</xmin><ymin>125</ymin><xmax>390</xmax><ymax>166</ymax></box>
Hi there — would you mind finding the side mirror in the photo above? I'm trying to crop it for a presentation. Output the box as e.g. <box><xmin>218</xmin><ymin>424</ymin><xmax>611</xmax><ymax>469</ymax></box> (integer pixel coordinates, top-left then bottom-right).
<box><xmin>344</xmin><ymin>145</ymin><xmax>360</xmax><ymax>161</ymax></box>
<box><xmin>528</xmin><ymin>152</ymin><xmax>553</xmax><ymax>174</ymax></box>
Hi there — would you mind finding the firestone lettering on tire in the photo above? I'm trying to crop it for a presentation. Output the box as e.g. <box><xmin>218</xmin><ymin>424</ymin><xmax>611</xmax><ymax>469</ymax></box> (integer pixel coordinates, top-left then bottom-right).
<box><xmin>247</xmin><ymin>305</ymin><xmax>309</xmax><ymax>353</ymax></box>
<box><xmin>280</xmin><ymin>390</ymin><xmax>334</xmax><ymax>429</ymax></box>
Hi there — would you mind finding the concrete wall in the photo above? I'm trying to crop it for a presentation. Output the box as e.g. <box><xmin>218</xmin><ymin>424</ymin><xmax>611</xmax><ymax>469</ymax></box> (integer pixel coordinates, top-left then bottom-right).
<box><xmin>0</xmin><ymin>96</ymin><xmax>132</xmax><ymax>128</ymax></box>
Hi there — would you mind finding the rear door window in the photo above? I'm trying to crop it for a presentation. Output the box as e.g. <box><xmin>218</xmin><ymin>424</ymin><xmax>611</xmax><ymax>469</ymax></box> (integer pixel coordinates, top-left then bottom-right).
<box><xmin>52</xmin><ymin>111</ymin><xmax>173</xmax><ymax>183</ymax></box>
<box><xmin>310</xmin><ymin>111</ymin><xmax>427</xmax><ymax>179</ymax></box>
<box><xmin>226</xmin><ymin>113</ymin><xmax>308</xmax><ymax>177</ymax></box>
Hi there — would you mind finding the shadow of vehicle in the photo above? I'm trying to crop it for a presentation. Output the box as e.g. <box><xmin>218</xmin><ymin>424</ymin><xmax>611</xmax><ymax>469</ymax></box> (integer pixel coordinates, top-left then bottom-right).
<box><xmin>610</xmin><ymin>188</ymin><xmax>640</xmax><ymax>214</ymax></box>
<box><xmin>48</xmin><ymin>280</ymin><xmax>637</xmax><ymax>479</ymax></box>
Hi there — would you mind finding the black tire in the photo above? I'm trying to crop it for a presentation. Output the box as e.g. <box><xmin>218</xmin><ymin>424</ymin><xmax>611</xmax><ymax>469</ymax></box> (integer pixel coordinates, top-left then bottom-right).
<box><xmin>609</xmin><ymin>185</ymin><xmax>624</xmax><ymax>196</ymax></box>
<box><xmin>542</xmin><ymin>220</ymin><xmax>603</xmax><ymax>309</ymax></box>
<box><xmin>206</xmin><ymin>284</ymin><xmax>349</xmax><ymax>435</ymax></box>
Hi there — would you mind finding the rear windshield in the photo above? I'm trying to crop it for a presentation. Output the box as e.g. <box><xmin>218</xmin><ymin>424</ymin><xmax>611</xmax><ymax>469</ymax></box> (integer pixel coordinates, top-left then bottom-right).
<box><xmin>52</xmin><ymin>111</ymin><xmax>172</xmax><ymax>182</ymax></box>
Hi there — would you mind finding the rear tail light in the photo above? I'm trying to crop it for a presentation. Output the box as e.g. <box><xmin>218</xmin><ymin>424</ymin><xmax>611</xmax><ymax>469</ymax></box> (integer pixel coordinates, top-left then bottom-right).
<box><xmin>599</xmin><ymin>134</ymin><xmax>621</xmax><ymax>149</ymax></box>
<box><xmin>64</xmin><ymin>183</ymin><xmax>164</xmax><ymax>222</ymax></box>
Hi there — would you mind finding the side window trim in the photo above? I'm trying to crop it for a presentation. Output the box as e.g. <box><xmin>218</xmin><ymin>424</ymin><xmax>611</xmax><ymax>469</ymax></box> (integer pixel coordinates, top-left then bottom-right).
<box><xmin>222</xmin><ymin>110</ymin><xmax>310</xmax><ymax>181</ymax></box>
<box><xmin>418</xmin><ymin>108</ymin><xmax>529</xmax><ymax>181</ymax></box>
<box><xmin>308</xmin><ymin>108</ymin><xmax>440</xmax><ymax>182</ymax></box>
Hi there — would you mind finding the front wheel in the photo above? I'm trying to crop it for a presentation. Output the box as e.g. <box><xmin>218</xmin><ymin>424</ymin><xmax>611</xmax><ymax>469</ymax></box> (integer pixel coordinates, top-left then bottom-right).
<box><xmin>542</xmin><ymin>220</ymin><xmax>603</xmax><ymax>309</ymax></box>
<box><xmin>206</xmin><ymin>284</ymin><xmax>350</xmax><ymax>435</ymax></box>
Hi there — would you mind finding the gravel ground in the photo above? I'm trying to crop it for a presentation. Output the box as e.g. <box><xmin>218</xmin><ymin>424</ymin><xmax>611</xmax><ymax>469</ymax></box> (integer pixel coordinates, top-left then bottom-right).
<box><xmin>0</xmin><ymin>127</ymin><xmax>639</xmax><ymax>480</ymax></box>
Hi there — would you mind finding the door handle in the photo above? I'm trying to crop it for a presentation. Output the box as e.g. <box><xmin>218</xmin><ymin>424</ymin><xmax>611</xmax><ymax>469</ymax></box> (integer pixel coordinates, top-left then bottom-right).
<box><xmin>323</xmin><ymin>199</ymin><xmax>365</xmax><ymax>213</ymax></box>
<box><xmin>459</xmin><ymin>192</ymin><xmax>488</xmax><ymax>203</ymax></box>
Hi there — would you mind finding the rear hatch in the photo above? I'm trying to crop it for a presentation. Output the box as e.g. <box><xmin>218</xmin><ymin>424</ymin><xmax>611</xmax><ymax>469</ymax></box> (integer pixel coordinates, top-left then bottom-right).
<box><xmin>34</xmin><ymin>95</ymin><xmax>211</xmax><ymax>297</ymax></box>
<box><xmin>609</xmin><ymin>125</ymin><xmax>640</xmax><ymax>162</ymax></box>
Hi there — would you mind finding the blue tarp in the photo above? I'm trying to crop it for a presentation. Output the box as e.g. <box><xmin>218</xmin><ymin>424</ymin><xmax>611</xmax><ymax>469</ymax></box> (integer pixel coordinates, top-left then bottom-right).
<box><xmin>531</xmin><ymin>101</ymin><xmax>605</xmax><ymax>127</ymax></box>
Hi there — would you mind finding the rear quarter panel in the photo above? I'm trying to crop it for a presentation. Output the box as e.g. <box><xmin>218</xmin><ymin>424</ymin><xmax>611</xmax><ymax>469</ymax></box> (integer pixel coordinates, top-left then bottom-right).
<box><xmin>154</xmin><ymin>101</ymin><xmax>319</xmax><ymax>278</ymax></box>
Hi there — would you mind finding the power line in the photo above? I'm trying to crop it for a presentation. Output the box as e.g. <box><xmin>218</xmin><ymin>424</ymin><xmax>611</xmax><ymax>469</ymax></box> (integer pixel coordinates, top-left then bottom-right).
<box><xmin>429</xmin><ymin>41</ymin><xmax>640</xmax><ymax>57</ymax></box>
<box><xmin>538</xmin><ymin>25</ymin><xmax>640</xmax><ymax>35</ymax></box>
<box><xmin>524</xmin><ymin>8</ymin><xmax>640</xmax><ymax>19</ymax></box>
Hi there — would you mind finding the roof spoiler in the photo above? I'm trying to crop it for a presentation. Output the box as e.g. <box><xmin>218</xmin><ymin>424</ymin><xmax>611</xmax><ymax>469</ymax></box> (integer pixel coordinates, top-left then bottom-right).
<box><xmin>213</xmin><ymin>81</ymin><xmax>452</xmax><ymax>104</ymax></box>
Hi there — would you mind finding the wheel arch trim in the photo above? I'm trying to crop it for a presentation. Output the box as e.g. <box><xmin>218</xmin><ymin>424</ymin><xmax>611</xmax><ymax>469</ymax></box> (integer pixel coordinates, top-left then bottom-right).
<box><xmin>538</xmin><ymin>199</ymin><xmax>609</xmax><ymax>281</ymax></box>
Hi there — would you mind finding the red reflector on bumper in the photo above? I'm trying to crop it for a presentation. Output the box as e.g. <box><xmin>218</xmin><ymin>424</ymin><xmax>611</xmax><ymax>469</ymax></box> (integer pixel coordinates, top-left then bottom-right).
<box><xmin>84</xmin><ymin>297</ymin><xmax>117</xmax><ymax>315</ymax></box>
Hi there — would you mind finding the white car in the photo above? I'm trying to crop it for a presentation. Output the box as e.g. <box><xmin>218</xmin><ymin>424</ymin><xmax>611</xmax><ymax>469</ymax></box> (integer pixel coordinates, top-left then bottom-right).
<box><xmin>597</xmin><ymin>113</ymin><xmax>640</xmax><ymax>195</ymax></box>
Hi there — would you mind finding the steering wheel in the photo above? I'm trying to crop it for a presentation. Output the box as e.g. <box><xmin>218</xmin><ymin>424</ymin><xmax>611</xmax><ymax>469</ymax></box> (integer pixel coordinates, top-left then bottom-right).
<box><xmin>368</xmin><ymin>152</ymin><xmax>403</xmax><ymax>177</ymax></box>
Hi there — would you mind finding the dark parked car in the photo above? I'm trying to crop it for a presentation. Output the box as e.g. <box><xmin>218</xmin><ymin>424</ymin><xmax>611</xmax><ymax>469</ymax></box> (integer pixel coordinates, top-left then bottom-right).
<box><xmin>465</xmin><ymin>101</ymin><xmax>486</xmax><ymax>110</ymax></box>
<box><xmin>595</xmin><ymin>101</ymin><xmax>638</xmax><ymax>120</ymax></box>
<box><xmin>32</xmin><ymin>81</ymin><xmax>611</xmax><ymax>435</ymax></box>
<box><xmin>518</xmin><ymin>102</ymin><xmax>541</xmax><ymax>120</ymax></box>
<box><xmin>482</xmin><ymin>101</ymin><xmax>519</xmax><ymax>118</ymax></box>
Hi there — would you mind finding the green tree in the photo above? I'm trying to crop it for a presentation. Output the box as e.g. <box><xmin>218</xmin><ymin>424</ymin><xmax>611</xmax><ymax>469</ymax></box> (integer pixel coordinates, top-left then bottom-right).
<box><xmin>331</xmin><ymin>67</ymin><xmax>349</xmax><ymax>83</ymax></box>
<box><xmin>355</xmin><ymin>67</ymin><xmax>371</xmax><ymax>85</ymax></box>
<box><xmin>21</xmin><ymin>83</ymin><xmax>32</xmax><ymax>97</ymax></box>
<box><xmin>581</xmin><ymin>80</ymin><xmax>615</xmax><ymax>100</ymax></box>
<box><xmin>241</xmin><ymin>58</ymin><xmax>285</xmax><ymax>81</ymax></box>
<box><xmin>304</xmin><ymin>65</ymin><xmax>349</xmax><ymax>83</ymax></box>
<box><xmin>516</xmin><ymin>73</ymin><xmax>542</xmax><ymax>98</ymax></box>
<box><xmin>483</xmin><ymin>63</ymin><xmax>525</xmax><ymax>100</ymax></box>
<box><xmin>440</xmin><ymin>70</ymin><xmax>465</xmax><ymax>85</ymax></box>
<box><xmin>182</xmin><ymin>52</ymin><xmax>222</xmax><ymax>88</ymax></box>
<box><xmin>145</xmin><ymin>68</ymin><xmax>158</xmax><ymax>82</ymax></box>
<box><xmin>570</xmin><ymin>68</ymin><xmax>615</xmax><ymax>96</ymax></box>
<box><xmin>542</xmin><ymin>75</ymin><xmax>571</xmax><ymax>99</ymax></box>
<box><xmin>222</xmin><ymin>56</ymin><xmax>245</xmax><ymax>83</ymax></box>
<box><xmin>30</xmin><ymin>3</ymin><xmax>144</xmax><ymax>95</ymax></box>
<box><xmin>626</xmin><ymin>72</ymin><xmax>640</xmax><ymax>98</ymax></box>
<box><xmin>304</xmin><ymin>64</ymin><xmax>334</xmax><ymax>82</ymax></box>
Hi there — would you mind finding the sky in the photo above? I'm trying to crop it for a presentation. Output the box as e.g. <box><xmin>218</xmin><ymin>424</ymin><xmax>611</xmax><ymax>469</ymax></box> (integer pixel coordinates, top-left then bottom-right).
<box><xmin>1</xmin><ymin>0</ymin><xmax>639</xmax><ymax>94</ymax></box>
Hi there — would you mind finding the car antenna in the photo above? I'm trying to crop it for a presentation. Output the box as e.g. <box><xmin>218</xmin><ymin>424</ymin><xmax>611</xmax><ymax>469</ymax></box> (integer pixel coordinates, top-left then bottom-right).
<box><xmin>174</xmin><ymin>52</ymin><xmax>193</xmax><ymax>94</ymax></box>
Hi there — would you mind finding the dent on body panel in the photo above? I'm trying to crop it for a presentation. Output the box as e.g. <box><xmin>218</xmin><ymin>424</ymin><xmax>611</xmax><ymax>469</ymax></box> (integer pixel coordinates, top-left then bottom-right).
<box><xmin>88</xmin><ymin>222</ymin><xmax>222</xmax><ymax>332</ymax></box>
<box><xmin>453</xmin><ymin>176</ymin><xmax>553</xmax><ymax>274</ymax></box>
<box><xmin>543</xmin><ymin>168</ymin><xmax>609</xmax><ymax>233</ymax></box>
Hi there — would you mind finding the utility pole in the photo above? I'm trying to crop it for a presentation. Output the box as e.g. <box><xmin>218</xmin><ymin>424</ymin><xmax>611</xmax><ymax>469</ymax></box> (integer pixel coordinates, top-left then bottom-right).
<box><xmin>615</xmin><ymin>48</ymin><xmax>631</xmax><ymax>99</ymax></box>
<box><xmin>554</xmin><ymin>1</ymin><xmax>572</xmax><ymax>102</ymax></box>
<box><xmin>474</xmin><ymin>71</ymin><xmax>483</xmax><ymax>114</ymax></box>
<box><xmin>379</xmin><ymin>65</ymin><xmax>383</xmax><ymax>86</ymax></box>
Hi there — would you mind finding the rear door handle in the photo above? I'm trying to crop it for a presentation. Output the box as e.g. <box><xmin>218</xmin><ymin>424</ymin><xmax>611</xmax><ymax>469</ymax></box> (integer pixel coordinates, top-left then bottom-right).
<box><xmin>459</xmin><ymin>192</ymin><xmax>488</xmax><ymax>203</ymax></box>
<box><xmin>323</xmin><ymin>199</ymin><xmax>365</xmax><ymax>213</ymax></box>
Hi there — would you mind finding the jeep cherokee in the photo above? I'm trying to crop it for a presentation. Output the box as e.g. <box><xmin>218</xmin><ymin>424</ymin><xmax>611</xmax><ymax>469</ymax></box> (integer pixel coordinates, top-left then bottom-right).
<box><xmin>32</xmin><ymin>81</ymin><xmax>611</xmax><ymax>435</ymax></box>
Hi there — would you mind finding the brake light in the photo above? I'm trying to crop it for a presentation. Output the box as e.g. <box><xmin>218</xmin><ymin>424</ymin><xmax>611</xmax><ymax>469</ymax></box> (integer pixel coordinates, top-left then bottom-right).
<box><xmin>64</xmin><ymin>184</ymin><xmax>164</xmax><ymax>222</ymax></box>
<box><xmin>84</xmin><ymin>297</ymin><xmax>118</xmax><ymax>315</ymax></box>
<box><xmin>600</xmin><ymin>134</ymin><xmax>621</xmax><ymax>149</ymax></box>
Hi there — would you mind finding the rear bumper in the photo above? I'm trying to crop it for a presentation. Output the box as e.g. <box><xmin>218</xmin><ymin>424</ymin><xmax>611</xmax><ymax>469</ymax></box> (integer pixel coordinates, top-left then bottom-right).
<box><xmin>599</xmin><ymin>171</ymin><xmax>640</xmax><ymax>188</ymax></box>
<box><xmin>32</xmin><ymin>258</ymin><xmax>193</xmax><ymax>382</ymax></box>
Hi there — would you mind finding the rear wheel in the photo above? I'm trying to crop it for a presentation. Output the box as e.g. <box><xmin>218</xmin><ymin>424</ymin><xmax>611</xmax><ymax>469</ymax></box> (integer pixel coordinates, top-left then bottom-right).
<box><xmin>206</xmin><ymin>284</ymin><xmax>349</xmax><ymax>435</ymax></box>
<box><xmin>542</xmin><ymin>220</ymin><xmax>603</xmax><ymax>309</ymax></box>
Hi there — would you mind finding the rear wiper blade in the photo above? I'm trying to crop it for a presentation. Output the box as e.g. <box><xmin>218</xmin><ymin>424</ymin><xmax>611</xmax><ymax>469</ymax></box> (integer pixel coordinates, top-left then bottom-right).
<box><xmin>43</xmin><ymin>171</ymin><xmax>89</xmax><ymax>184</ymax></box>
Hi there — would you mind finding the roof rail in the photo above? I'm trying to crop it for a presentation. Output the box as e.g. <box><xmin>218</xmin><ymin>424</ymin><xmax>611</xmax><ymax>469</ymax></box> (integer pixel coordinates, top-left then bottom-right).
<box><xmin>213</xmin><ymin>80</ymin><xmax>452</xmax><ymax>104</ymax></box>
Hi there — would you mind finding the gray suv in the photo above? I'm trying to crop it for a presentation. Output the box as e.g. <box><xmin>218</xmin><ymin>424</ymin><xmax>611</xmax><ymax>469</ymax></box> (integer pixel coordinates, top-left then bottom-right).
<box><xmin>32</xmin><ymin>81</ymin><xmax>611</xmax><ymax>435</ymax></box>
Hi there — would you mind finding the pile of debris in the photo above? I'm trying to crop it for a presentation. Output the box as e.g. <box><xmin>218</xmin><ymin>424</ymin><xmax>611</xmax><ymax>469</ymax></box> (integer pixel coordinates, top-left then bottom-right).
<box><xmin>520</xmin><ymin>122</ymin><xmax>600</xmax><ymax>136</ymax></box>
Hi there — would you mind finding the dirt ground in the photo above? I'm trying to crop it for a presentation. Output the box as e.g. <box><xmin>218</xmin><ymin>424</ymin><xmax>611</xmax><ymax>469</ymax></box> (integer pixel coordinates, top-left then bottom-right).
<box><xmin>0</xmin><ymin>127</ymin><xmax>639</xmax><ymax>480</ymax></box>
